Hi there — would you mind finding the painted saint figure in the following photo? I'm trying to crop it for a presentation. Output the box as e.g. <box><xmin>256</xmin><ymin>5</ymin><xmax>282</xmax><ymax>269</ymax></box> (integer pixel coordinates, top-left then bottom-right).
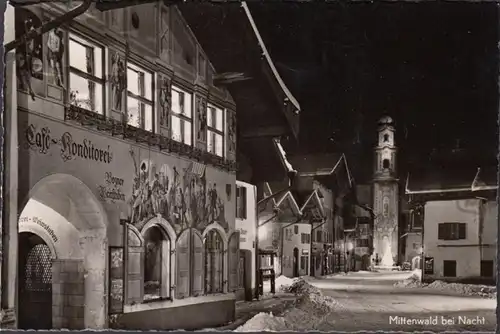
<box><xmin>111</xmin><ymin>53</ymin><xmax>126</xmax><ymax>111</ymax></box>
<box><xmin>47</xmin><ymin>28</ymin><xmax>64</xmax><ymax>88</ymax></box>
<box><xmin>159</xmin><ymin>77</ymin><xmax>171</xmax><ymax>127</ymax></box>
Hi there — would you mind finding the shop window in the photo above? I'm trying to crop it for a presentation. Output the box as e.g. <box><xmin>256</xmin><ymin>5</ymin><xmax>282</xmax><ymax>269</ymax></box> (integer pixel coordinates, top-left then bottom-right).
<box><xmin>207</xmin><ymin>104</ymin><xmax>225</xmax><ymax>157</ymax></box>
<box><xmin>127</xmin><ymin>63</ymin><xmax>154</xmax><ymax>131</ymax></box>
<box><xmin>438</xmin><ymin>222</ymin><xmax>466</xmax><ymax>240</ymax></box>
<box><xmin>143</xmin><ymin>226</ymin><xmax>171</xmax><ymax>301</ymax></box>
<box><xmin>68</xmin><ymin>33</ymin><xmax>104</xmax><ymax>114</ymax></box>
<box><xmin>443</xmin><ymin>260</ymin><xmax>457</xmax><ymax>277</ymax></box>
<box><xmin>204</xmin><ymin>229</ymin><xmax>224</xmax><ymax>294</ymax></box>
<box><xmin>171</xmin><ymin>86</ymin><xmax>193</xmax><ymax>145</ymax></box>
<box><xmin>236</xmin><ymin>186</ymin><xmax>247</xmax><ymax>219</ymax></box>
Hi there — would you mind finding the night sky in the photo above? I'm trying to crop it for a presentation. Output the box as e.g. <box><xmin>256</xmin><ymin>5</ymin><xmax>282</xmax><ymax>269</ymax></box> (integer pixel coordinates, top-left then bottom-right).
<box><xmin>248</xmin><ymin>2</ymin><xmax>498</xmax><ymax>181</ymax></box>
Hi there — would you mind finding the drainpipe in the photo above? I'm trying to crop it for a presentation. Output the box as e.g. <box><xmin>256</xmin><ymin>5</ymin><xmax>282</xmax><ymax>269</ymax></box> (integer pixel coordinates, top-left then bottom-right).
<box><xmin>5</xmin><ymin>0</ymin><xmax>92</xmax><ymax>52</ymax></box>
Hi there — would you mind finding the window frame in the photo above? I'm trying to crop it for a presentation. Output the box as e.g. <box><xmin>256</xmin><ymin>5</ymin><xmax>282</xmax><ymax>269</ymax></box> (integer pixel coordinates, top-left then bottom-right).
<box><xmin>68</xmin><ymin>32</ymin><xmax>106</xmax><ymax>114</ymax></box>
<box><xmin>171</xmin><ymin>85</ymin><xmax>193</xmax><ymax>145</ymax></box>
<box><xmin>206</xmin><ymin>103</ymin><xmax>226</xmax><ymax>158</ymax></box>
<box><xmin>236</xmin><ymin>186</ymin><xmax>247</xmax><ymax>219</ymax></box>
<box><xmin>438</xmin><ymin>222</ymin><xmax>466</xmax><ymax>241</ymax></box>
<box><xmin>126</xmin><ymin>62</ymin><xmax>155</xmax><ymax>131</ymax></box>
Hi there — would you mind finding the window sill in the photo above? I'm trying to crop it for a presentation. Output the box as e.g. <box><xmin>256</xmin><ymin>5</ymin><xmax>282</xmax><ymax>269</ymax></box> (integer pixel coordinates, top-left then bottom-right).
<box><xmin>142</xmin><ymin>297</ymin><xmax>172</xmax><ymax>304</ymax></box>
<box><xmin>123</xmin><ymin>292</ymin><xmax>235</xmax><ymax>314</ymax></box>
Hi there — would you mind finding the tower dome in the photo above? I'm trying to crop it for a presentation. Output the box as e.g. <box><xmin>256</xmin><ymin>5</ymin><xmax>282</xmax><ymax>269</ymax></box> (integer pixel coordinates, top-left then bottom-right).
<box><xmin>378</xmin><ymin>115</ymin><xmax>394</xmax><ymax>126</ymax></box>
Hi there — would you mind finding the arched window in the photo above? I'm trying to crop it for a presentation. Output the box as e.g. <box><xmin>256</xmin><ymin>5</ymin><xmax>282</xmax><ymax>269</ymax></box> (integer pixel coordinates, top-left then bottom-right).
<box><xmin>382</xmin><ymin>159</ymin><xmax>390</xmax><ymax>169</ymax></box>
<box><xmin>204</xmin><ymin>230</ymin><xmax>224</xmax><ymax>294</ymax></box>
<box><xmin>143</xmin><ymin>226</ymin><xmax>171</xmax><ymax>301</ymax></box>
<box><xmin>383</xmin><ymin>134</ymin><xmax>389</xmax><ymax>142</ymax></box>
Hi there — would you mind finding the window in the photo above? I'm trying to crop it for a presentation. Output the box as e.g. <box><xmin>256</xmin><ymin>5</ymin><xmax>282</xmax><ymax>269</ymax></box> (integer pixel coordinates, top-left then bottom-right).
<box><xmin>383</xmin><ymin>134</ymin><xmax>389</xmax><ymax>142</ymax></box>
<box><xmin>236</xmin><ymin>186</ymin><xmax>247</xmax><ymax>219</ymax></box>
<box><xmin>359</xmin><ymin>223</ymin><xmax>369</xmax><ymax>235</ymax></box>
<box><xmin>127</xmin><ymin>63</ymin><xmax>153</xmax><ymax>131</ymax></box>
<box><xmin>301</xmin><ymin>233</ymin><xmax>310</xmax><ymax>244</ymax></box>
<box><xmin>480</xmin><ymin>260</ymin><xmax>494</xmax><ymax>278</ymax></box>
<box><xmin>204</xmin><ymin>230</ymin><xmax>224</xmax><ymax>294</ymax></box>
<box><xmin>438</xmin><ymin>223</ymin><xmax>466</xmax><ymax>240</ymax></box>
<box><xmin>356</xmin><ymin>239</ymin><xmax>369</xmax><ymax>247</ymax></box>
<box><xmin>171</xmin><ymin>86</ymin><xmax>193</xmax><ymax>145</ymax></box>
<box><xmin>294</xmin><ymin>226</ymin><xmax>299</xmax><ymax>235</ymax></box>
<box><xmin>443</xmin><ymin>260</ymin><xmax>457</xmax><ymax>277</ymax></box>
<box><xmin>207</xmin><ymin>104</ymin><xmax>224</xmax><ymax>157</ymax></box>
<box><xmin>68</xmin><ymin>34</ymin><xmax>104</xmax><ymax>114</ymax></box>
<box><xmin>382</xmin><ymin>159</ymin><xmax>390</xmax><ymax>169</ymax></box>
<box><xmin>316</xmin><ymin>230</ymin><xmax>322</xmax><ymax>243</ymax></box>
<box><xmin>143</xmin><ymin>226</ymin><xmax>171</xmax><ymax>301</ymax></box>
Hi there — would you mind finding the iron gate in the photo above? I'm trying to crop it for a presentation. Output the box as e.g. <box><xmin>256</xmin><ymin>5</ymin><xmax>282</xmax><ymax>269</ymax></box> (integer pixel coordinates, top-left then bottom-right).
<box><xmin>18</xmin><ymin>233</ymin><xmax>53</xmax><ymax>330</ymax></box>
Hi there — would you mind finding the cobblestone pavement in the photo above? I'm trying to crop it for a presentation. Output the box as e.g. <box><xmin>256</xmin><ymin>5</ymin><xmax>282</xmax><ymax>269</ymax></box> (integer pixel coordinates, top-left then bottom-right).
<box><xmin>311</xmin><ymin>271</ymin><xmax>496</xmax><ymax>332</ymax></box>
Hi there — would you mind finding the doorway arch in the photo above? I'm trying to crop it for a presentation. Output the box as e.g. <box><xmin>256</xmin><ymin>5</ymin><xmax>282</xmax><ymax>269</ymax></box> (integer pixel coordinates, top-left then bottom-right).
<box><xmin>18</xmin><ymin>173</ymin><xmax>109</xmax><ymax>329</ymax></box>
<box><xmin>292</xmin><ymin>248</ymin><xmax>299</xmax><ymax>277</ymax></box>
<box><xmin>18</xmin><ymin>232</ymin><xmax>53</xmax><ymax>329</ymax></box>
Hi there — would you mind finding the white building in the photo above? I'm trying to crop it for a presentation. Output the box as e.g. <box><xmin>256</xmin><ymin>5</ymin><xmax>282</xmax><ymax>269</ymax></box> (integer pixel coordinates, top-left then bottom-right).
<box><xmin>407</xmin><ymin>166</ymin><xmax>497</xmax><ymax>283</ymax></box>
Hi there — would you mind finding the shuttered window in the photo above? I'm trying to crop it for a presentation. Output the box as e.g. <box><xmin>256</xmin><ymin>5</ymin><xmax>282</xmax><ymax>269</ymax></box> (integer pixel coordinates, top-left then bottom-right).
<box><xmin>175</xmin><ymin>229</ymin><xmax>191</xmax><ymax>299</ymax></box>
<box><xmin>204</xmin><ymin>229</ymin><xmax>224</xmax><ymax>294</ymax></box>
<box><xmin>438</xmin><ymin>222</ymin><xmax>466</xmax><ymax>240</ymax></box>
<box><xmin>228</xmin><ymin>232</ymin><xmax>240</xmax><ymax>292</ymax></box>
<box><xmin>191</xmin><ymin>229</ymin><xmax>205</xmax><ymax>296</ymax></box>
<box><xmin>126</xmin><ymin>227</ymin><xmax>144</xmax><ymax>304</ymax></box>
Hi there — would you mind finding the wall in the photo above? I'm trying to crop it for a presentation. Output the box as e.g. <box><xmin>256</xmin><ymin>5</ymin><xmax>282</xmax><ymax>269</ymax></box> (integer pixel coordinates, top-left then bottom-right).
<box><xmin>235</xmin><ymin>181</ymin><xmax>256</xmax><ymax>294</ymax></box>
<box><xmin>282</xmin><ymin>223</ymin><xmax>311</xmax><ymax>277</ymax></box>
<box><xmin>404</xmin><ymin>232</ymin><xmax>422</xmax><ymax>262</ymax></box>
<box><xmin>423</xmin><ymin>199</ymin><xmax>481</xmax><ymax>279</ymax></box>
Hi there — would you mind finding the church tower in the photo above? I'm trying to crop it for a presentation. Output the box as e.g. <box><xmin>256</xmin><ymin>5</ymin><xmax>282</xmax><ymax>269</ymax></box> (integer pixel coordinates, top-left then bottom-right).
<box><xmin>372</xmin><ymin>116</ymin><xmax>399</xmax><ymax>267</ymax></box>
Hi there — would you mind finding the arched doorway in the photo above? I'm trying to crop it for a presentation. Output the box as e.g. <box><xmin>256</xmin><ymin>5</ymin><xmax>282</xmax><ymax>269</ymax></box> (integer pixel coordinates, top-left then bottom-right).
<box><xmin>292</xmin><ymin>248</ymin><xmax>299</xmax><ymax>277</ymax></box>
<box><xmin>361</xmin><ymin>254</ymin><xmax>370</xmax><ymax>270</ymax></box>
<box><xmin>18</xmin><ymin>173</ymin><xmax>108</xmax><ymax>329</ymax></box>
<box><xmin>204</xmin><ymin>229</ymin><xmax>224</xmax><ymax>294</ymax></box>
<box><xmin>18</xmin><ymin>232</ymin><xmax>53</xmax><ymax>330</ymax></box>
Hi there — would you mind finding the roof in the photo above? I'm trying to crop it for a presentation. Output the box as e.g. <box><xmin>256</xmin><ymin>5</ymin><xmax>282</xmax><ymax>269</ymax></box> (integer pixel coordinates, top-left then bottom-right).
<box><xmin>406</xmin><ymin>164</ymin><xmax>497</xmax><ymax>194</ymax></box>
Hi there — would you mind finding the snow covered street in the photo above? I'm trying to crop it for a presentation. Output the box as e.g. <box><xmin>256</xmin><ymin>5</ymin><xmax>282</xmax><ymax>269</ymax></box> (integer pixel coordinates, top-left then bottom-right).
<box><xmin>310</xmin><ymin>271</ymin><xmax>497</xmax><ymax>331</ymax></box>
<box><xmin>236</xmin><ymin>271</ymin><xmax>496</xmax><ymax>331</ymax></box>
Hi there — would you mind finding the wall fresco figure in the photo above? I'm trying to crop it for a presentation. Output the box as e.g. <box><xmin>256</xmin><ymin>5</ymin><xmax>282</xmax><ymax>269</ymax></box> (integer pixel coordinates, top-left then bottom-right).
<box><xmin>159</xmin><ymin>76</ymin><xmax>172</xmax><ymax>128</ymax></box>
<box><xmin>46</xmin><ymin>28</ymin><xmax>65</xmax><ymax>88</ymax></box>
<box><xmin>15</xmin><ymin>9</ymin><xmax>43</xmax><ymax>100</ymax></box>
<box><xmin>196</xmin><ymin>96</ymin><xmax>207</xmax><ymax>142</ymax></box>
<box><xmin>111</xmin><ymin>52</ymin><xmax>126</xmax><ymax>111</ymax></box>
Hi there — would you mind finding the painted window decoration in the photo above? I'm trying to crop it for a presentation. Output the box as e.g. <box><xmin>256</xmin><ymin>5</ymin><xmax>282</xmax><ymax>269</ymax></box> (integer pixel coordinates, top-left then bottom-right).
<box><xmin>46</xmin><ymin>28</ymin><xmax>65</xmax><ymax>89</ymax></box>
<box><xmin>171</xmin><ymin>86</ymin><xmax>193</xmax><ymax>145</ymax></box>
<box><xmin>227</xmin><ymin>111</ymin><xmax>237</xmax><ymax>154</ymax></box>
<box><xmin>143</xmin><ymin>226</ymin><xmax>171</xmax><ymax>301</ymax></box>
<box><xmin>204</xmin><ymin>229</ymin><xmax>224</xmax><ymax>294</ymax></box>
<box><xmin>158</xmin><ymin>76</ymin><xmax>172</xmax><ymax>129</ymax></box>
<box><xmin>127</xmin><ymin>63</ymin><xmax>154</xmax><ymax>131</ymax></box>
<box><xmin>69</xmin><ymin>33</ymin><xmax>104</xmax><ymax>114</ymax></box>
<box><xmin>207</xmin><ymin>104</ymin><xmax>225</xmax><ymax>157</ymax></box>
<box><xmin>382</xmin><ymin>196</ymin><xmax>389</xmax><ymax>217</ymax></box>
<box><xmin>15</xmin><ymin>8</ymin><xmax>44</xmax><ymax>100</ymax></box>
<box><xmin>196</xmin><ymin>96</ymin><xmax>208</xmax><ymax>143</ymax></box>
<box><xmin>110</xmin><ymin>51</ymin><xmax>126</xmax><ymax>112</ymax></box>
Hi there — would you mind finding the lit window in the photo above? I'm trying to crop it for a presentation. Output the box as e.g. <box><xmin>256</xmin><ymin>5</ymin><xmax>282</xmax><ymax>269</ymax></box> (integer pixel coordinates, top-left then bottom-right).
<box><xmin>68</xmin><ymin>34</ymin><xmax>104</xmax><ymax>114</ymax></box>
<box><xmin>207</xmin><ymin>104</ymin><xmax>224</xmax><ymax>157</ymax></box>
<box><xmin>171</xmin><ymin>86</ymin><xmax>193</xmax><ymax>145</ymax></box>
<box><xmin>127</xmin><ymin>63</ymin><xmax>154</xmax><ymax>131</ymax></box>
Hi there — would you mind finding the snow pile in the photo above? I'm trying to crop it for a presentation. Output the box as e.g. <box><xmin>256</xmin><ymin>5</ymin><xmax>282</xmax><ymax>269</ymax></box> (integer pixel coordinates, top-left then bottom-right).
<box><xmin>393</xmin><ymin>271</ymin><xmax>423</xmax><ymax>288</ymax></box>
<box><xmin>234</xmin><ymin>312</ymin><xmax>287</xmax><ymax>332</ymax></box>
<box><xmin>426</xmin><ymin>281</ymin><xmax>496</xmax><ymax>298</ymax></box>
<box><xmin>236</xmin><ymin>278</ymin><xmax>342</xmax><ymax>331</ymax></box>
<box><xmin>275</xmin><ymin>275</ymin><xmax>296</xmax><ymax>292</ymax></box>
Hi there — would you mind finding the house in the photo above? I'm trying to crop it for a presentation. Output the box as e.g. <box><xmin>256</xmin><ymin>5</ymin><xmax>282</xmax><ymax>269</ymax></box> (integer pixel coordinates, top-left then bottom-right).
<box><xmin>3</xmin><ymin>0</ymin><xmax>300</xmax><ymax>330</ymax></box>
<box><xmin>406</xmin><ymin>165</ymin><xmax>497</xmax><ymax>284</ymax></box>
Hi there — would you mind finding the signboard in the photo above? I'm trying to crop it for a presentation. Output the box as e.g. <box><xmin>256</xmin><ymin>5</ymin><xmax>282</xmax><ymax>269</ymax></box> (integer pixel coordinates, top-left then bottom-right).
<box><xmin>424</xmin><ymin>257</ymin><xmax>434</xmax><ymax>275</ymax></box>
<box><xmin>109</xmin><ymin>247</ymin><xmax>125</xmax><ymax>314</ymax></box>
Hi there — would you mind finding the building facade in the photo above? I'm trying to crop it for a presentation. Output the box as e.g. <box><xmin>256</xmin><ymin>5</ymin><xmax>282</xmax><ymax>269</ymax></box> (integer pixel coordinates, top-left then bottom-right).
<box><xmin>3</xmin><ymin>1</ymin><xmax>301</xmax><ymax>330</ymax></box>
<box><xmin>372</xmin><ymin>116</ymin><xmax>399</xmax><ymax>267</ymax></box>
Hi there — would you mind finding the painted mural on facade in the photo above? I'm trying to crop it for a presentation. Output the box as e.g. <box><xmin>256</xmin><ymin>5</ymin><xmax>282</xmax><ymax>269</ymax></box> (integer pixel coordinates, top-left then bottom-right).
<box><xmin>46</xmin><ymin>28</ymin><xmax>65</xmax><ymax>88</ymax></box>
<box><xmin>15</xmin><ymin>8</ymin><xmax>44</xmax><ymax>100</ymax></box>
<box><xmin>129</xmin><ymin>148</ymin><xmax>228</xmax><ymax>234</ymax></box>
<box><xmin>110</xmin><ymin>51</ymin><xmax>126</xmax><ymax>112</ymax></box>
<box><xmin>158</xmin><ymin>76</ymin><xmax>172</xmax><ymax>128</ymax></box>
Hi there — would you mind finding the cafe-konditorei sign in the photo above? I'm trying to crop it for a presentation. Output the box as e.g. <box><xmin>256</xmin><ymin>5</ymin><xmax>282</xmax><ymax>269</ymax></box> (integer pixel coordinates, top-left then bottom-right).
<box><xmin>25</xmin><ymin>124</ymin><xmax>113</xmax><ymax>164</ymax></box>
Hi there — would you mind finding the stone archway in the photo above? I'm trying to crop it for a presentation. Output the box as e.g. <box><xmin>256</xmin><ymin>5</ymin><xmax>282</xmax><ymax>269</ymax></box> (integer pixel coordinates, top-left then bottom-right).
<box><xmin>19</xmin><ymin>173</ymin><xmax>108</xmax><ymax>329</ymax></box>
